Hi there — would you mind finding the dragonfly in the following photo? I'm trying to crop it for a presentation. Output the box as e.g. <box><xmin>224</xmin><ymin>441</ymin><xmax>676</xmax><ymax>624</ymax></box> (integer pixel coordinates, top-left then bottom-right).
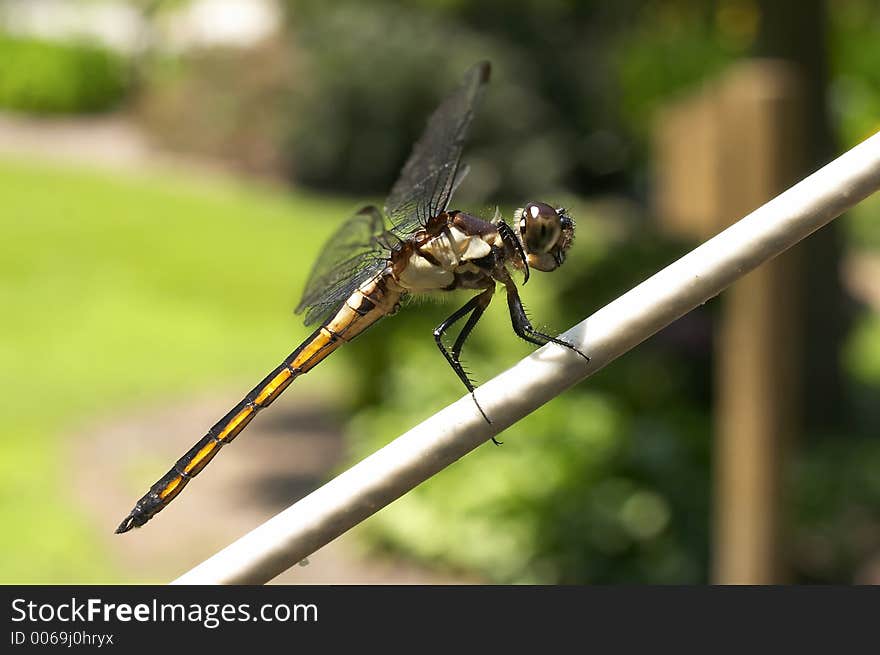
<box><xmin>116</xmin><ymin>61</ymin><xmax>588</xmax><ymax>533</ymax></box>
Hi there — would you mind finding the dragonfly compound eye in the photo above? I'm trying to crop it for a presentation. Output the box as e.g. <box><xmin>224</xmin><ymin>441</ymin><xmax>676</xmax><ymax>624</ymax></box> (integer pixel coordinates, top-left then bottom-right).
<box><xmin>518</xmin><ymin>202</ymin><xmax>574</xmax><ymax>272</ymax></box>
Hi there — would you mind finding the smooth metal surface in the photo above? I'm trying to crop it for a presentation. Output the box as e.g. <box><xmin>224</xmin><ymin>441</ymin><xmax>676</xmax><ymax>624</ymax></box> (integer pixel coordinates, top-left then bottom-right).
<box><xmin>173</xmin><ymin>129</ymin><xmax>880</xmax><ymax>585</ymax></box>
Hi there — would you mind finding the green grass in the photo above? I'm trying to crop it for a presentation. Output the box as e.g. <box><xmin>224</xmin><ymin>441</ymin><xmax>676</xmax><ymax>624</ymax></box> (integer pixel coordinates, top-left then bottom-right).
<box><xmin>0</xmin><ymin>156</ymin><xmax>357</xmax><ymax>582</ymax></box>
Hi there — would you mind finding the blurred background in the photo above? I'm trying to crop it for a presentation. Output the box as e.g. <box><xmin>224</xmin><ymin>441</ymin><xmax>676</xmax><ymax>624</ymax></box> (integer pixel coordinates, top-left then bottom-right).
<box><xmin>1</xmin><ymin>0</ymin><xmax>879</xmax><ymax>584</ymax></box>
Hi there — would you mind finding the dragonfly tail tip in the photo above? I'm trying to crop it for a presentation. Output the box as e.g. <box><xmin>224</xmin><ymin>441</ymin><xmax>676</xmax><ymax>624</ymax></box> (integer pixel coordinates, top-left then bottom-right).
<box><xmin>114</xmin><ymin>514</ymin><xmax>136</xmax><ymax>534</ymax></box>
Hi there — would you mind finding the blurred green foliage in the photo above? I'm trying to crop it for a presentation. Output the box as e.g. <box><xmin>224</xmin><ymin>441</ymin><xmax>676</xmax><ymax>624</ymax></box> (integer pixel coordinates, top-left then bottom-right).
<box><xmin>285</xmin><ymin>0</ymin><xmax>632</xmax><ymax>199</ymax></box>
<box><xmin>830</xmin><ymin>0</ymin><xmax>880</xmax><ymax>147</ymax></box>
<box><xmin>352</xmin><ymin>389</ymin><xmax>710</xmax><ymax>583</ymax></box>
<box><xmin>611</xmin><ymin>3</ymin><xmax>741</xmax><ymax>143</ymax></box>
<box><xmin>132</xmin><ymin>0</ymin><xmax>880</xmax><ymax>201</ymax></box>
<box><xmin>0</xmin><ymin>34</ymin><xmax>128</xmax><ymax>113</ymax></box>
<box><xmin>792</xmin><ymin>434</ymin><xmax>880</xmax><ymax>583</ymax></box>
<box><xmin>282</xmin><ymin>0</ymin><xmax>761</xmax><ymax>199</ymax></box>
<box><xmin>845</xmin><ymin>314</ymin><xmax>880</xmax><ymax>392</ymax></box>
<box><xmin>139</xmin><ymin>0</ymin><xmax>880</xmax><ymax>198</ymax></box>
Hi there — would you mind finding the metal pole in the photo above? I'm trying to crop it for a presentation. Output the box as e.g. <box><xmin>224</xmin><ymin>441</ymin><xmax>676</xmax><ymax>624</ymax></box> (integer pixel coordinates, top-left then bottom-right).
<box><xmin>173</xmin><ymin>129</ymin><xmax>880</xmax><ymax>585</ymax></box>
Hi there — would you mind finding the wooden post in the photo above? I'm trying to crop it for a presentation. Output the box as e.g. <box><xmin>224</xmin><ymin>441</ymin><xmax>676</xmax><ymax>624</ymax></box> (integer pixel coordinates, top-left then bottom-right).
<box><xmin>654</xmin><ymin>60</ymin><xmax>805</xmax><ymax>583</ymax></box>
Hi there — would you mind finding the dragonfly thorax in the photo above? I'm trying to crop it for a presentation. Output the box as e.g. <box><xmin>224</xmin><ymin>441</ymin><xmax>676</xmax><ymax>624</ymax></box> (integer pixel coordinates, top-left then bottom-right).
<box><xmin>391</xmin><ymin>211</ymin><xmax>503</xmax><ymax>292</ymax></box>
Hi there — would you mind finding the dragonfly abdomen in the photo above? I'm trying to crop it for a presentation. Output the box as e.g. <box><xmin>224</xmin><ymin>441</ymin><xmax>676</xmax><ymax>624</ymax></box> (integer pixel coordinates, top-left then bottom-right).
<box><xmin>115</xmin><ymin>273</ymin><xmax>402</xmax><ymax>533</ymax></box>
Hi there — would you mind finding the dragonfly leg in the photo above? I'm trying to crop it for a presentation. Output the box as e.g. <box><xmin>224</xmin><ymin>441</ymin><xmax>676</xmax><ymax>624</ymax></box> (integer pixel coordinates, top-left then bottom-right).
<box><xmin>433</xmin><ymin>287</ymin><xmax>497</xmax><ymax>432</ymax></box>
<box><xmin>451</xmin><ymin>287</ymin><xmax>495</xmax><ymax>362</ymax></box>
<box><xmin>496</xmin><ymin>220</ymin><xmax>530</xmax><ymax>285</ymax></box>
<box><xmin>503</xmin><ymin>282</ymin><xmax>590</xmax><ymax>362</ymax></box>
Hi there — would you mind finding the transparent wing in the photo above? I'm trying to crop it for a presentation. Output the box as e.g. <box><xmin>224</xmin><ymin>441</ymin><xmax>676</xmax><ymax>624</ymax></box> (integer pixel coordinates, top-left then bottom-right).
<box><xmin>295</xmin><ymin>206</ymin><xmax>391</xmax><ymax>326</ymax></box>
<box><xmin>449</xmin><ymin>163</ymin><xmax>470</xmax><ymax>200</ymax></box>
<box><xmin>384</xmin><ymin>61</ymin><xmax>490</xmax><ymax>238</ymax></box>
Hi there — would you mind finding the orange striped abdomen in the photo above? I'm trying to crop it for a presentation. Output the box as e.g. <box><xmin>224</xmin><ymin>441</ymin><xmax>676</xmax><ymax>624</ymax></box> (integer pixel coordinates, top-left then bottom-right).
<box><xmin>116</xmin><ymin>272</ymin><xmax>403</xmax><ymax>532</ymax></box>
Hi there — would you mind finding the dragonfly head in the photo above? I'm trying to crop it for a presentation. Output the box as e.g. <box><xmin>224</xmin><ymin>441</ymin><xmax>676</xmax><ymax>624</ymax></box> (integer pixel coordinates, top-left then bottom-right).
<box><xmin>515</xmin><ymin>202</ymin><xmax>574</xmax><ymax>272</ymax></box>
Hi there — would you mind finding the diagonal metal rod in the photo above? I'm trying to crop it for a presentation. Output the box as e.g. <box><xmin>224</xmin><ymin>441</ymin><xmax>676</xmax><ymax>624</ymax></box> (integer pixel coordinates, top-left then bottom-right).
<box><xmin>172</xmin><ymin>129</ymin><xmax>880</xmax><ymax>585</ymax></box>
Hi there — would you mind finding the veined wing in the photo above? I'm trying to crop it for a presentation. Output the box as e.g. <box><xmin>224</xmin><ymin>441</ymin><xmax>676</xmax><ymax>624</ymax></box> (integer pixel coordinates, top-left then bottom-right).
<box><xmin>385</xmin><ymin>61</ymin><xmax>491</xmax><ymax>238</ymax></box>
<box><xmin>295</xmin><ymin>205</ymin><xmax>390</xmax><ymax>326</ymax></box>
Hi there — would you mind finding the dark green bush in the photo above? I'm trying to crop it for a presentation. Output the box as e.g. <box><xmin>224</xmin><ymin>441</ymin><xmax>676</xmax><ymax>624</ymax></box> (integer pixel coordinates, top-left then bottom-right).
<box><xmin>0</xmin><ymin>34</ymin><xmax>128</xmax><ymax>114</ymax></box>
<box><xmin>284</xmin><ymin>2</ymin><xmax>530</xmax><ymax>199</ymax></box>
<box><xmin>282</xmin><ymin>1</ymin><xmax>744</xmax><ymax>200</ymax></box>
<box><xmin>792</xmin><ymin>435</ymin><xmax>880</xmax><ymax>583</ymax></box>
<box><xmin>830</xmin><ymin>0</ymin><xmax>880</xmax><ymax>147</ymax></box>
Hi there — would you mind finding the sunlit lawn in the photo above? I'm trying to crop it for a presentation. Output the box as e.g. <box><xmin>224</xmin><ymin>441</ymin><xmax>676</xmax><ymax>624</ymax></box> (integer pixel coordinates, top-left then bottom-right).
<box><xmin>0</xmin><ymin>156</ymin><xmax>357</xmax><ymax>582</ymax></box>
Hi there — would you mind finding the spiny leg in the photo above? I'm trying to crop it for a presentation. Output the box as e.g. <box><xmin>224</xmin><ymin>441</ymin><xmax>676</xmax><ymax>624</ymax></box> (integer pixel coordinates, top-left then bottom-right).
<box><xmin>497</xmin><ymin>220</ymin><xmax>530</xmax><ymax>285</ymax></box>
<box><xmin>433</xmin><ymin>287</ymin><xmax>497</xmax><ymax>432</ymax></box>
<box><xmin>451</xmin><ymin>287</ymin><xmax>494</xmax><ymax>362</ymax></box>
<box><xmin>451</xmin><ymin>287</ymin><xmax>500</xmax><ymax>441</ymax></box>
<box><xmin>433</xmin><ymin>290</ymin><xmax>491</xmax><ymax>393</ymax></box>
<box><xmin>504</xmin><ymin>282</ymin><xmax>590</xmax><ymax>362</ymax></box>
